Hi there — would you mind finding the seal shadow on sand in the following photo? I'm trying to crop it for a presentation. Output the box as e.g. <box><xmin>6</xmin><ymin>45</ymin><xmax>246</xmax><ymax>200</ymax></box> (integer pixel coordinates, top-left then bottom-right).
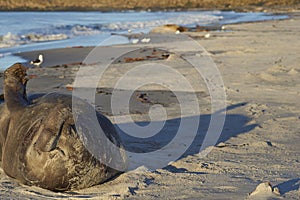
<box><xmin>116</xmin><ymin>102</ymin><xmax>257</xmax><ymax>171</ymax></box>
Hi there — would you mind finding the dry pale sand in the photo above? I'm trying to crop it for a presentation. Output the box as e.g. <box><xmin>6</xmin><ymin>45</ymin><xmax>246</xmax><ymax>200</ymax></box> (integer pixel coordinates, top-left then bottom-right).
<box><xmin>0</xmin><ymin>12</ymin><xmax>300</xmax><ymax>200</ymax></box>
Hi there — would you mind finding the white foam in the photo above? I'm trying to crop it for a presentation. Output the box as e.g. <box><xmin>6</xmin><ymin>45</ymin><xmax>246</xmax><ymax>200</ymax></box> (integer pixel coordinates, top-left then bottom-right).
<box><xmin>0</xmin><ymin>32</ymin><xmax>69</xmax><ymax>49</ymax></box>
<box><xmin>24</xmin><ymin>33</ymin><xmax>68</xmax><ymax>42</ymax></box>
<box><xmin>0</xmin><ymin>32</ymin><xmax>24</xmax><ymax>48</ymax></box>
<box><xmin>101</xmin><ymin>14</ymin><xmax>222</xmax><ymax>31</ymax></box>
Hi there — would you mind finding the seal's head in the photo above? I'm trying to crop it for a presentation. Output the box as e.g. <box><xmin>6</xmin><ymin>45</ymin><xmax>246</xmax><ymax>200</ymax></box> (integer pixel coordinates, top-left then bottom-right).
<box><xmin>4</xmin><ymin>63</ymin><xmax>28</xmax><ymax>85</ymax></box>
<box><xmin>3</xmin><ymin>63</ymin><xmax>29</xmax><ymax>110</ymax></box>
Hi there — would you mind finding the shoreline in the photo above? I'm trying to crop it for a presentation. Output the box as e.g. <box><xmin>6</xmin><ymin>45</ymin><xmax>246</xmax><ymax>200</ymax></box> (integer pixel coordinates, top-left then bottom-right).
<box><xmin>1</xmin><ymin>11</ymin><xmax>296</xmax><ymax>70</ymax></box>
<box><xmin>14</xmin><ymin>12</ymin><xmax>295</xmax><ymax>68</ymax></box>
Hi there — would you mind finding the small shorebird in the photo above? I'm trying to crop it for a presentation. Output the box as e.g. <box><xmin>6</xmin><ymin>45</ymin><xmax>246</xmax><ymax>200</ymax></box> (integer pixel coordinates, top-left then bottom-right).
<box><xmin>131</xmin><ymin>39</ymin><xmax>139</xmax><ymax>44</ymax></box>
<box><xmin>204</xmin><ymin>33</ymin><xmax>211</xmax><ymax>38</ymax></box>
<box><xmin>30</xmin><ymin>54</ymin><xmax>43</xmax><ymax>67</ymax></box>
<box><xmin>141</xmin><ymin>38</ymin><xmax>151</xmax><ymax>43</ymax></box>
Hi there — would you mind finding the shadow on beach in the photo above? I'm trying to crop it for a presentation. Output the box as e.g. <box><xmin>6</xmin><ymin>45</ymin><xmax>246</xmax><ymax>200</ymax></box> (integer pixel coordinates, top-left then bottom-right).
<box><xmin>276</xmin><ymin>178</ymin><xmax>300</xmax><ymax>196</ymax></box>
<box><xmin>115</xmin><ymin>102</ymin><xmax>257</xmax><ymax>169</ymax></box>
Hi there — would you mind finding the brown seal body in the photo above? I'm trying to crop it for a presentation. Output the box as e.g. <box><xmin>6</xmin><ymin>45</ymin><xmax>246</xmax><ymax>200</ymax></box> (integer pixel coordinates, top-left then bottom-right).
<box><xmin>0</xmin><ymin>63</ymin><xmax>127</xmax><ymax>191</ymax></box>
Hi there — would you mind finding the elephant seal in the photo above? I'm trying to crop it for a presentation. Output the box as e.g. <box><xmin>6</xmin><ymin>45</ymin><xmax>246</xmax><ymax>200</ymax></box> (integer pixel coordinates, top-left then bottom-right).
<box><xmin>0</xmin><ymin>63</ymin><xmax>127</xmax><ymax>191</ymax></box>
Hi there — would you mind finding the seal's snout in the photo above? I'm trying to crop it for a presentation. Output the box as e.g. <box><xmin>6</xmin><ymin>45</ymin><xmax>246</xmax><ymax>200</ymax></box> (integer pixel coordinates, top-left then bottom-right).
<box><xmin>4</xmin><ymin>63</ymin><xmax>28</xmax><ymax>84</ymax></box>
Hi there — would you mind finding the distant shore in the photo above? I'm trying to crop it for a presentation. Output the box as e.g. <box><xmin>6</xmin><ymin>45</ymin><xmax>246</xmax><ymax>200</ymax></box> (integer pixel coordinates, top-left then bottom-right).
<box><xmin>0</xmin><ymin>0</ymin><xmax>299</xmax><ymax>12</ymax></box>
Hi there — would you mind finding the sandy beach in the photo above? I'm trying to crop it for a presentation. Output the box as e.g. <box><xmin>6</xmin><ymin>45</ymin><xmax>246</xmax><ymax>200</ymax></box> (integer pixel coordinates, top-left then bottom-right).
<box><xmin>0</xmin><ymin>11</ymin><xmax>300</xmax><ymax>200</ymax></box>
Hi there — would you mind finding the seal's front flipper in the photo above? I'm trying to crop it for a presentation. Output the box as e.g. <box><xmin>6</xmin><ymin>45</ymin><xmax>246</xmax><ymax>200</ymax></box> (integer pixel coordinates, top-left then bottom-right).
<box><xmin>34</xmin><ymin>126</ymin><xmax>63</xmax><ymax>152</ymax></box>
<box><xmin>34</xmin><ymin>105</ymin><xmax>69</xmax><ymax>152</ymax></box>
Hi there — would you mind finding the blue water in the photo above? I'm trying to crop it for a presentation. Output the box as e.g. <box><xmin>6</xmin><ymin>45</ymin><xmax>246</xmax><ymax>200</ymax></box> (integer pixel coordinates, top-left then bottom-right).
<box><xmin>0</xmin><ymin>11</ymin><xmax>288</xmax><ymax>70</ymax></box>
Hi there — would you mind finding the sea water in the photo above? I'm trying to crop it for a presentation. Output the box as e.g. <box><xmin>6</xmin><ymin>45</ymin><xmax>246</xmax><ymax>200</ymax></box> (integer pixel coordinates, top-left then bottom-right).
<box><xmin>0</xmin><ymin>11</ymin><xmax>288</xmax><ymax>70</ymax></box>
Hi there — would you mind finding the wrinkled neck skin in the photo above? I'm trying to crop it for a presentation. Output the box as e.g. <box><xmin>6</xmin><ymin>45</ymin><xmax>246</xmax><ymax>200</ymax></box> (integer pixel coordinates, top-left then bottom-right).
<box><xmin>4</xmin><ymin>76</ymin><xmax>29</xmax><ymax>112</ymax></box>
